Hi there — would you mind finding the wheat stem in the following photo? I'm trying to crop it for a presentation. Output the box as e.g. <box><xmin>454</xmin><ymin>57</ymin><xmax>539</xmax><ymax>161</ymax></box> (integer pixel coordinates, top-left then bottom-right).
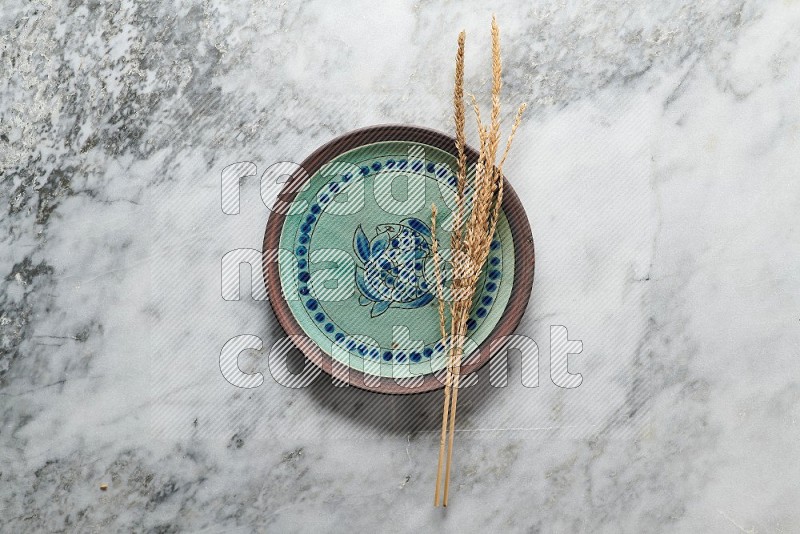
<box><xmin>451</xmin><ymin>31</ymin><xmax>468</xmax><ymax>251</ymax></box>
<box><xmin>434</xmin><ymin>15</ymin><xmax>524</xmax><ymax>507</ymax></box>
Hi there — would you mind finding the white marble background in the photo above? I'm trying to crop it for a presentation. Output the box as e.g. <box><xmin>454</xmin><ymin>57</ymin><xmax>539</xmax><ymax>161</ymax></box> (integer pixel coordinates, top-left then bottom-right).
<box><xmin>2</xmin><ymin>0</ymin><xmax>799</xmax><ymax>532</ymax></box>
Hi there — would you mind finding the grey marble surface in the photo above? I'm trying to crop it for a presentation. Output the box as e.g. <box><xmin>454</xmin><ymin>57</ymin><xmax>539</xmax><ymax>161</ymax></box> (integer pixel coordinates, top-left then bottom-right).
<box><xmin>2</xmin><ymin>0</ymin><xmax>800</xmax><ymax>532</ymax></box>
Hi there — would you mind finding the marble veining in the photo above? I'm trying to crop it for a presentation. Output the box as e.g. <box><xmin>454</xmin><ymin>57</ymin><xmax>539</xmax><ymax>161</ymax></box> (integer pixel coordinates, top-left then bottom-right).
<box><xmin>2</xmin><ymin>0</ymin><xmax>799</xmax><ymax>532</ymax></box>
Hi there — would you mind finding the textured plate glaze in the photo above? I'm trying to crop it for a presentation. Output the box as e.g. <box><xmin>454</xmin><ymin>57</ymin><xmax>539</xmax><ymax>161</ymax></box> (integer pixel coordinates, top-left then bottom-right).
<box><xmin>264</xmin><ymin>126</ymin><xmax>534</xmax><ymax>394</ymax></box>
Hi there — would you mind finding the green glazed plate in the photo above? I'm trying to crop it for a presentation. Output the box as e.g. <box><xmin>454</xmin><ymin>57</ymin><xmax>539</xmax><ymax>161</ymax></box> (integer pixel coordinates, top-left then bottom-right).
<box><xmin>264</xmin><ymin>126</ymin><xmax>534</xmax><ymax>394</ymax></box>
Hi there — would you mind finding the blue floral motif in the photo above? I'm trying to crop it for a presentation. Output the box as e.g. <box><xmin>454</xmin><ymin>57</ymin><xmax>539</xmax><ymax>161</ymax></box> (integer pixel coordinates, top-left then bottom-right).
<box><xmin>353</xmin><ymin>218</ymin><xmax>435</xmax><ymax>317</ymax></box>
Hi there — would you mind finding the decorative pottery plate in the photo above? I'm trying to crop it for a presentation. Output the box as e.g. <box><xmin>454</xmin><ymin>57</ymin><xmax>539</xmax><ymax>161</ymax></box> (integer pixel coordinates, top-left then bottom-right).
<box><xmin>264</xmin><ymin>126</ymin><xmax>534</xmax><ymax>394</ymax></box>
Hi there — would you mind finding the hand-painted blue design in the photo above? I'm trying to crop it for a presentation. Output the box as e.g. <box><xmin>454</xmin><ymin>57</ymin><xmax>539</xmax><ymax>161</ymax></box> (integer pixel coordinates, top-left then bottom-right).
<box><xmin>290</xmin><ymin>155</ymin><xmax>506</xmax><ymax>363</ymax></box>
<box><xmin>353</xmin><ymin>218</ymin><xmax>435</xmax><ymax>317</ymax></box>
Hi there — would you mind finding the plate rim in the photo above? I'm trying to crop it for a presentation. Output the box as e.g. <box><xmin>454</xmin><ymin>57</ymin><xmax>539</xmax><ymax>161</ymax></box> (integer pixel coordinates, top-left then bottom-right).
<box><xmin>263</xmin><ymin>124</ymin><xmax>535</xmax><ymax>395</ymax></box>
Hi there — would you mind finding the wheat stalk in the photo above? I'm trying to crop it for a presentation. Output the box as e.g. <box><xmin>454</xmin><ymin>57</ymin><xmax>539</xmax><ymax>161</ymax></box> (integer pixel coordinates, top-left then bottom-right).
<box><xmin>432</xmin><ymin>203</ymin><xmax>452</xmax><ymax>508</ymax></box>
<box><xmin>433</xmin><ymin>15</ymin><xmax>526</xmax><ymax>507</ymax></box>
<box><xmin>451</xmin><ymin>30</ymin><xmax>468</xmax><ymax>251</ymax></box>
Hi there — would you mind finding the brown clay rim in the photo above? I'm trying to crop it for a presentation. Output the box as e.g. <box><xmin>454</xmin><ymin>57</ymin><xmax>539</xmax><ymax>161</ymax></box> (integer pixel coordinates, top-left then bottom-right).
<box><xmin>262</xmin><ymin>125</ymin><xmax>534</xmax><ymax>395</ymax></box>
